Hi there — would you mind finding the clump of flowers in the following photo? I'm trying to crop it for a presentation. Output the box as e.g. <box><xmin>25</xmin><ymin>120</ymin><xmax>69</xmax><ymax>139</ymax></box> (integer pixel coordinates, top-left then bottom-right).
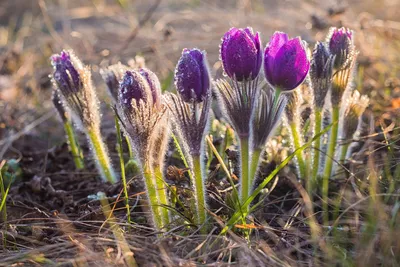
<box><xmin>51</xmin><ymin>50</ymin><xmax>117</xmax><ymax>183</ymax></box>
<box><xmin>167</xmin><ymin>48</ymin><xmax>212</xmax><ymax>231</ymax></box>
<box><xmin>48</xmin><ymin>25</ymin><xmax>370</xmax><ymax>238</ymax></box>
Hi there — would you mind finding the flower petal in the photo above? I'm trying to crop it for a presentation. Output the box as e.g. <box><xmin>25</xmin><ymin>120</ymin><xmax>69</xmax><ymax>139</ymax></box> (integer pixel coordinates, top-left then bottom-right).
<box><xmin>139</xmin><ymin>68</ymin><xmax>162</xmax><ymax>107</ymax></box>
<box><xmin>264</xmin><ymin>32</ymin><xmax>289</xmax><ymax>87</ymax></box>
<box><xmin>266</xmin><ymin>32</ymin><xmax>289</xmax><ymax>59</ymax></box>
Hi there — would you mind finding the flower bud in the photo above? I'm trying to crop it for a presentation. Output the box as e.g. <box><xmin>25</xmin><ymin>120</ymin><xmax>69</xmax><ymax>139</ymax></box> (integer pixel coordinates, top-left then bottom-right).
<box><xmin>174</xmin><ymin>48</ymin><xmax>210</xmax><ymax>103</ymax></box>
<box><xmin>100</xmin><ymin>63</ymin><xmax>128</xmax><ymax>102</ymax></box>
<box><xmin>51</xmin><ymin>51</ymin><xmax>82</xmax><ymax>96</ymax></box>
<box><xmin>119</xmin><ymin>70</ymin><xmax>151</xmax><ymax>110</ymax></box>
<box><xmin>310</xmin><ymin>42</ymin><xmax>335</xmax><ymax>108</ymax></box>
<box><xmin>327</xmin><ymin>27</ymin><xmax>354</xmax><ymax>69</ymax></box>
<box><xmin>342</xmin><ymin>91</ymin><xmax>369</xmax><ymax>140</ymax></box>
<box><xmin>264</xmin><ymin>32</ymin><xmax>310</xmax><ymax>91</ymax></box>
<box><xmin>220</xmin><ymin>27</ymin><xmax>262</xmax><ymax>81</ymax></box>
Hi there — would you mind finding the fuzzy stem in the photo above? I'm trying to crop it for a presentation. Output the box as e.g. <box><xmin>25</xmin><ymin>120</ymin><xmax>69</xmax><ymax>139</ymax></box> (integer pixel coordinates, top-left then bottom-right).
<box><xmin>289</xmin><ymin>122</ymin><xmax>307</xmax><ymax>180</ymax></box>
<box><xmin>240</xmin><ymin>137</ymin><xmax>250</xmax><ymax>209</ymax></box>
<box><xmin>323</xmin><ymin>105</ymin><xmax>340</xmax><ymax>225</ymax></box>
<box><xmin>249</xmin><ymin>148</ymin><xmax>261</xmax><ymax>191</ymax></box>
<box><xmin>87</xmin><ymin>128</ymin><xmax>117</xmax><ymax>183</ymax></box>
<box><xmin>192</xmin><ymin>155</ymin><xmax>207</xmax><ymax>233</ymax></box>
<box><xmin>64</xmin><ymin>121</ymin><xmax>84</xmax><ymax>170</ymax></box>
<box><xmin>340</xmin><ymin>143</ymin><xmax>351</xmax><ymax>164</ymax></box>
<box><xmin>115</xmin><ymin>116</ymin><xmax>131</xmax><ymax>223</ymax></box>
<box><xmin>143</xmin><ymin>164</ymin><xmax>163</xmax><ymax>230</ymax></box>
<box><xmin>312</xmin><ymin>108</ymin><xmax>323</xmax><ymax>183</ymax></box>
<box><xmin>0</xmin><ymin>170</ymin><xmax>7</xmax><ymax>224</ymax></box>
<box><xmin>125</xmin><ymin>134</ymin><xmax>134</xmax><ymax>160</ymax></box>
<box><xmin>153</xmin><ymin>165</ymin><xmax>170</xmax><ymax>226</ymax></box>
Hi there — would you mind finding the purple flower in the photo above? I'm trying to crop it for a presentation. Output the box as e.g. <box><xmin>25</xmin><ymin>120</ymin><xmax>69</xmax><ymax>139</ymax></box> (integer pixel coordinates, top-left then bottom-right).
<box><xmin>51</xmin><ymin>51</ymin><xmax>82</xmax><ymax>95</ymax></box>
<box><xmin>220</xmin><ymin>27</ymin><xmax>262</xmax><ymax>81</ymax></box>
<box><xmin>174</xmin><ymin>48</ymin><xmax>210</xmax><ymax>103</ymax></box>
<box><xmin>139</xmin><ymin>68</ymin><xmax>162</xmax><ymax>108</ymax></box>
<box><xmin>328</xmin><ymin>27</ymin><xmax>354</xmax><ymax>69</ymax></box>
<box><xmin>264</xmin><ymin>32</ymin><xmax>310</xmax><ymax>91</ymax></box>
<box><xmin>119</xmin><ymin>70</ymin><xmax>150</xmax><ymax>110</ymax></box>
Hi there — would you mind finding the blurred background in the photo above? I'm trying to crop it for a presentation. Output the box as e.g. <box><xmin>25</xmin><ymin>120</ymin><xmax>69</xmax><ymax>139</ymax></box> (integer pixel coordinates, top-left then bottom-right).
<box><xmin>0</xmin><ymin>0</ymin><xmax>400</xmax><ymax>150</ymax></box>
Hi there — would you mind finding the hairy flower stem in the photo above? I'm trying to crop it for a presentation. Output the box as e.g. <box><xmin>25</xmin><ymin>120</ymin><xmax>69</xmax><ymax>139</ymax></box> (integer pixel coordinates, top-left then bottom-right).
<box><xmin>249</xmin><ymin>149</ymin><xmax>261</xmax><ymax>189</ymax></box>
<box><xmin>240</xmin><ymin>137</ymin><xmax>250</xmax><ymax>209</ymax></box>
<box><xmin>312</xmin><ymin>108</ymin><xmax>323</xmax><ymax>183</ymax></box>
<box><xmin>87</xmin><ymin>128</ymin><xmax>117</xmax><ymax>183</ymax></box>
<box><xmin>339</xmin><ymin>143</ymin><xmax>350</xmax><ymax>164</ymax></box>
<box><xmin>0</xmin><ymin>169</ymin><xmax>7</xmax><ymax>224</ymax></box>
<box><xmin>153</xmin><ymin>165</ymin><xmax>170</xmax><ymax>226</ymax></box>
<box><xmin>64</xmin><ymin>121</ymin><xmax>84</xmax><ymax>170</ymax></box>
<box><xmin>289</xmin><ymin>122</ymin><xmax>306</xmax><ymax>179</ymax></box>
<box><xmin>192</xmin><ymin>155</ymin><xmax>207</xmax><ymax>233</ymax></box>
<box><xmin>143</xmin><ymin>164</ymin><xmax>164</xmax><ymax>230</ymax></box>
<box><xmin>125</xmin><ymin>135</ymin><xmax>134</xmax><ymax>159</ymax></box>
<box><xmin>323</xmin><ymin>105</ymin><xmax>340</xmax><ymax>225</ymax></box>
<box><xmin>115</xmin><ymin>116</ymin><xmax>131</xmax><ymax>223</ymax></box>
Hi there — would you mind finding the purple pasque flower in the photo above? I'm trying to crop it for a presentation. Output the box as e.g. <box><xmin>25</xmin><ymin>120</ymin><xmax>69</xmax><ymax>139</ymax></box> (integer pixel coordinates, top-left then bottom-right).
<box><xmin>51</xmin><ymin>50</ymin><xmax>82</xmax><ymax>95</ymax></box>
<box><xmin>264</xmin><ymin>32</ymin><xmax>310</xmax><ymax>91</ymax></box>
<box><xmin>174</xmin><ymin>48</ymin><xmax>210</xmax><ymax>103</ymax></box>
<box><xmin>328</xmin><ymin>27</ymin><xmax>354</xmax><ymax>69</ymax></box>
<box><xmin>119</xmin><ymin>70</ymin><xmax>151</xmax><ymax>110</ymax></box>
<box><xmin>220</xmin><ymin>27</ymin><xmax>262</xmax><ymax>81</ymax></box>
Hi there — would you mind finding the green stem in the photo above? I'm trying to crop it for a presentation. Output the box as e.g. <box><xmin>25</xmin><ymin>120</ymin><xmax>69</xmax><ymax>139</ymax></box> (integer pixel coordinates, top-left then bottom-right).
<box><xmin>193</xmin><ymin>155</ymin><xmax>207</xmax><ymax>233</ymax></box>
<box><xmin>64</xmin><ymin>121</ymin><xmax>84</xmax><ymax>170</ymax></box>
<box><xmin>143</xmin><ymin>164</ymin><xmax>164</xmax><ymax>230</ymax></box>
<box><xmin>239</xmin><ymin>138</ymin><xmax>250</xmax><ymax>209</ymax></box>
<box><xmin>125</xmin><ymin>134</ymin><xmax>134</xmax><ymax>160</ymax></box>
<box><xmin>323</xmin><ymin>105</ymin><xmax>340</xmax><ymax>225</ymax></box>
<box><xmin>0</xmin><ymin>169</ymin><xmax>7</xmax><ymax>224</ymax></box>
<box><xmin>87</xmin><ymin>128</ymin><xmax>117</xmax><ymax>183</ymax></box>
<box><xmin>115</xmin><ymin>116</ymin><xmax>131</xmax><ymax>223</ymax></box>
<box><xmin>289</xmin><ymin>122</ymin><xmax>306</xmax><ymax>180</ymax></box>
<box><xmin>312</xmin><ymin>109</ymin><xmax>322</xmax><ymax>182</ymax></box>
<box><xmin>249</xmin><ymin>149</ymin><xmax>261</xmax><ymax>191</ymax></box>
<box><xmin>153</xmin><ymin>165</ymin><xmax>170</xmax><ymax>226</ymax></box>
<box><xmin>340</xmin><ymin>143</ymin><xmax>350</xmax><ymax>164</ymax></box>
